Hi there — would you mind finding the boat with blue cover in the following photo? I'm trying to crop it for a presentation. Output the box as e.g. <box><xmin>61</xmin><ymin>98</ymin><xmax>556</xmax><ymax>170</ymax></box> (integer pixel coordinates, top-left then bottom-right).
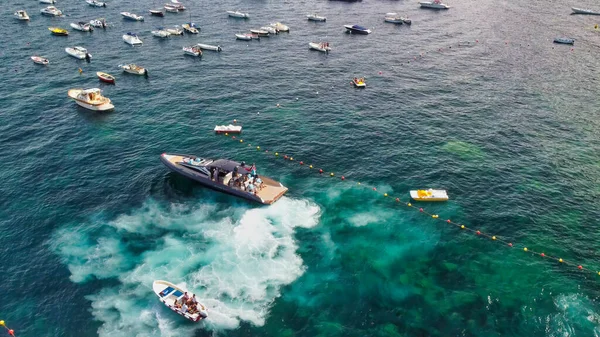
<box><xmin>160</xmin><ymin>154</ymin><xmax>288</xmax><ymax>204</ymax></box>
<box><xmin>153</xmin><ymin>280</ymin><xmax>208</xmax><ymax>322</ymax></box>
<box><xmin>344</xmin><ymin>24</ymin><xmax>371</xmax><ymax>34</ymax></box>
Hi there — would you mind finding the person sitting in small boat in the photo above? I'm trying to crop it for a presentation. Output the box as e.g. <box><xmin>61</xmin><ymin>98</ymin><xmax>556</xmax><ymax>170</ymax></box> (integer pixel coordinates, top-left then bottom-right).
<box><xmin>182</xmin><ymin>292</ymin><xmax>189</xmax><ymax>303</ymax></box>
<box><xmin>181</xmin><ymin>302</ymin><xmax>188</xmax><ymax>314</ymax></box>
<box><xmin>191</xmin><ymin>294</ymin><xmax>198</xmax><ymax>305</ymax></box>
<box><xmin>247</xmin><ymin>182</ymin><xmax>256</xmax><ymax>194</ymax></box>
<box><xmin>174</xmin><ymin>298</ymin><xmax>182</xmax><ymax>309</ymax></box>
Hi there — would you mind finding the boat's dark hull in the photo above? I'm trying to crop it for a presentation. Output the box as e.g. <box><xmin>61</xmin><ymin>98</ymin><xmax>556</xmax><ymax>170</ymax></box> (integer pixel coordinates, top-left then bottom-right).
<box><xmin>160</xmin><ymin>154</ymin><xmax>265</xmax><ymax>204</ymax></box>
<box><xmin>345</xmin><ymin>28</ymin><xmax>369</xmax><ymax>34</ymax></box>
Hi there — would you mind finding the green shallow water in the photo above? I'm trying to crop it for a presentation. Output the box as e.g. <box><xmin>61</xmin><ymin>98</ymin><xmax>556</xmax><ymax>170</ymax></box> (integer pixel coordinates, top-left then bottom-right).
<box><xmin>1</xmin><ymin>0</ymin><xmax>600</xmax><ymax>336</ymax></box>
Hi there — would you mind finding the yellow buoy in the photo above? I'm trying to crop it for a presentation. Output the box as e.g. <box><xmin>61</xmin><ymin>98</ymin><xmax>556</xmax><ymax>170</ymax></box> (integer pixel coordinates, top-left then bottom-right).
<box><xmin>275</xmin><ymin>152</ymin><xmax>279</xmax><ymax>156</ymax></box>
<box><xmin>384</xmin><ymin>193</ymin><xmax>388</xmax><ymax>197</ymax></box>
<box><xmin>0</xmin><ymin>321</ymin><xmax>4</xmax><ymax>327</ymax></box>
<box><xmin>330</xmin><ymin>172</ymin><xmax>334</xmax><ymax>177</ymax></box>
<box><xmin>225</xmin><ymin>133</ymin><xmax>229</xmax><ymax>136</ymax></box>
<box><xmin>240</xmin><ymin>140</ymin><xmax>243</xmax><ymax>143</ymax></box>
<box><xmin>492</xmin><ymin>236</ymin><xmax>496</xmax><ymax>240</ymax></box>
<box><xmin>559</xmin><ymin>258</ymin><xmax>564</xmax><ymax>263</ymax></box>
<box><xmin>461</xmin><ymin>225</ymin><xmax>465</xmax><ymax>229</ymax></box>
<box><xmin>309</xmin><ymin>165</ymin><xmax>313</xmax><ymax>169</ymax></box>
<box><xmin>290</xmin><ymin>157</ymin><xmax>294</xmax><ymax>161</ymax></box>
<box><xmin>78</xmin><ymin>68</ymin><xmax>83</xmax><ymax>74</ymax></box>
<box><xmin>256</xmin><ymin>146</ymin><xmax>260</xmax><ymax>150</ymax></box>
<box><xmin>432</xmin><ymin>214</ymin><xmax>438</xmax><ymax>218</ymax></box>
<box><xmin>407</xmin><ymin>203</ymin><xmax>412</xmax><ymax>207</ymax></box>
<box><xmin>524</xmin><ymin>247</ymin><xmax>528</xmax><ymax>252</ymax></box>
<box><xmin>357</xmin><ymin>182</ymin><xmax>361</xmax><ymax>185</ymax></box>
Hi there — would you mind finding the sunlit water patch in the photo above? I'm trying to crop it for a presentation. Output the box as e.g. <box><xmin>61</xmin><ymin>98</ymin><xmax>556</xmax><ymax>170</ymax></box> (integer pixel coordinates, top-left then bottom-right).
<box><xmin>52</xmin><ymin>197</ymin><xmax>320</xmax><ymax>336</ymax></box>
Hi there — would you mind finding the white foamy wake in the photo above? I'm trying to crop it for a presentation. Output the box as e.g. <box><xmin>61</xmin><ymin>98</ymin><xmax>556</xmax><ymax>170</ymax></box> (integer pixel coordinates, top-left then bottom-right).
<box><xmin>52</xmin><ymin>197</ymin><xmax>320</xmax><ymax>337</ymax></box>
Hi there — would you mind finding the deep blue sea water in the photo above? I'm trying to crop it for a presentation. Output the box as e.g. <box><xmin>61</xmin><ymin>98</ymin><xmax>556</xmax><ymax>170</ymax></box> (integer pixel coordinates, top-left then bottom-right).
<box><xmin>2</xmin><ymin>0</ymin><xmax>600</xmax><ymax>336</ymax></box>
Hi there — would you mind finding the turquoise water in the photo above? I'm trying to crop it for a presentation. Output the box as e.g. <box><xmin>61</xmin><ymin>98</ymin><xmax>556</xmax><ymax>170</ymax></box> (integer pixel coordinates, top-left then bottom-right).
<box><xmin>2</xmin><ymin>0</ymin><xmax>600</xmax><ymax>336</ymax></box>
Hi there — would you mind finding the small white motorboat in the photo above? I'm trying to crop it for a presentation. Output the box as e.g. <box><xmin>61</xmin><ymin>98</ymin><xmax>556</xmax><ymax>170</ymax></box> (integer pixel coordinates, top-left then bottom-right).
<box><xmin>384</xmin><ymin>13</ymin><xmax>408</xmax><ymax>24</ymax></box>
<box><xmin>235</xmin><ymin>33</ymin><xmax>253</xmax><ymax>41</ymax></box>
<box><xmin>15</xmin><ymin>10</ymin><xmax>30</xmax><ymax>21</ymax></box>
<box><xmin>121</xmin><ymin>12</ymin><xmax>144</xmax><ymax>21</ymax></box>
<box><xmin>260</xmin><ymin>26</ymin><xmax>278</xmax><ymax>35</ymax></box>
<box><xmin>166</xmin><ymin>3</ymin><xmax>186</xmax><ymax>11</ymax></box>
<box><xmin>164</xmin><ymin>5</ymin><xmax>179</xmax><ymax>13</ymax></box>
<box><xmin>250</xmin><ymin>29</ymin><xmax>269</xmax><ymax>37</ymax></box>
<box><xmin>39</xmin><ymin>0</ymin><xmax>55</xmax><ymax>4</ymax></box>
<box><xmin>183</xmin><ymin>45</ymin><xmax>202</xmax><ymax>57</ymax></box>
<box><xmin>66</xmin><ymin>46</ymin><xmax>92</xmax><ymax>60</ymax></box>
<box><xmin>119</xmin><ymin>64</ymin><xmax>148</xmax><ymax>76</ymax></box>
<box><xmin>90</xmin><ymin>18</ymin><xmax>107</xmax><ymax>28</ymax></box>
<box><xmin>195</xmin><ymin>43</ymin><xmax>222</xmax><ymax>52</ymax></box>
<box><xmin>554</xmin><ymin>37</ymin><xmax>575</xmax><ymax>45</ymax></box>
<box><xmin>40</xmin><ymin>6</ymin><xmax>62</xmax><ymax>16</ymax></box>
<box><xmin>149</xmin><ymin>9</ymin><xmax>164</xmax><ymax>17</ymax></box>
<box><xmin>166</xmin><ymin>26</ymin><xmax>183</xmax><ymax>35</ymax></box>
<box><xmin>67</xmin><ymin>88</ymin><xmax>114</xmax><ymax>111</ymax></box>
<box><xmin>214</xmin><ymin>124</ymin><xmax>242</xmax><ymax>133</ymax></box>
<box><xmin>352</xmin><ymin>77</ymin><xmax>366</xmax><ymax>88</ymax></box>
<box><xmin>270</xmin><ymin>22</ymin><xmax>289</xmax><ymax>32</ymax></box>
<box><xmin>420</xmin><ymin>0</ymin><xmax>450</xmax><ymax>9</ymax></box>
<box><xmin>309</xmin><ymin>42</ymin><xmax>331</xmax><ymax>53</ymax></box>
<box><xmin>307</xmin><ymin>14</ymin><xmax>326</xmax><ymax>22</ymax></box>
<box><xmin>182</xmin><ymin>23</ymin><xmax>199</xmax><ymax>34</ymax></box>
<box><xmin>409</xmin><ymin>189</ymin><xmax>449</xmax><ymax>201</ymax></box>
<box><xmin>571</xmin><ymin>7</ymin><xmax>600</xmax><ymax>15</ymax></box>
<box><xmin>86</xmin><ymin>0</ymin><xmax>107</xmax><ymax>7</ymax></box>
<box><xmin>123</xmin><ymin>32</ymin><xmax>143</xmax><ymax>45</ymax></box>
<box><xmin>70</xmin><ymin>22</ymin><xmax>94</xmax><ymax>32</ymax></box>
<box><xmin>152</xmin><ymin>28</ymin><xmax>170</xmax><ymax>38</ymax></box>
<box><xmin>344</xmin><ymin>24</ymin><xmax>371</xmax><ymax>34</ymax></box>
<box><xmin>153</xmin><ymin>280</ymin><xmax>208</xmax><ymax>322</ymax></box>
<box><xmin>227</xmin><ymin>10</ymin><xmax>249</xmax><ymax>18</ymax></box>
<box><xmin>31</xmin><ymin>56</ymin><xmax>49</xmax><ymax>65</ymax></box>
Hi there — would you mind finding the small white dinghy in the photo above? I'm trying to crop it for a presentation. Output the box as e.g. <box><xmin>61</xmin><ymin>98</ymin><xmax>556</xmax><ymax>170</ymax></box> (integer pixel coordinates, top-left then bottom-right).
<box><xmin>309</xmin><ymin>42</ymin><xmax>331</xmax><ymax>53</ymax></box>
<box><xmin>195</xmin><ymin>43</ymin><xmax>222</xmax><ymax>52</ymax></box>
<box><xmin>31</xmin><ymin>56</ymin><xmax>49</xmax><ymax>65</ymax></box>
<box><xmin>65</xmin><ymin>46</ymin><xmax>92</xmax><ymax>60</ymax></box>
<box><xmin>183</xmin><ymin>45</ymin><xmax>202</xmax><ymax>57</ymax></box>
<box><xmin>153</xmin><ymin>280</ymin><xmax>208</xmax><ymax>322</ymax></box>
<box><xmin>182</xmin><ymin>23</ymin><xmax>199</xmax><ymax>34</ymax></box>
<box><xmin>214</xmin><ymin>124</ymin><xmax>242</xmax><ymax>133</ymax></box>
<box><xmin>40</xmin><ymin>6</ymin><xmax>62</xmax><ymax>16</ymax></box>
<box><xmin>86</xmin><ymin>0</ymin><xmax>107</xmax><ymax>7</ymax></box>
<box><xmin>123</xmin><ymin>32</ymin><xmax>143</xmax><ymax>45</ymax></box>
<box><xmin>166</xmin><ymin>26</ymin><xmax>184</xmax><ymax>35</ymax></box>
<box><xmin>250</xmin><ymin>29</ymin><xmax>269</xmax><ymax>37</ymax></box>
<box><xmin>270</xmin><ymin>22</ymin><xmax>289</xmax><ymax>32</ymax></box>
<box><xmin>554</xmin><ymin>37</ymin><xmax>575</xmax><ymax>45</ymax></box>
<box><xmin>260</xmin><ymin>26</ymin><xmax>278</xmax><ymax>35</ymax></box>
<box><xmin>420</xmin><ymin>0</ymin><xmax>450</xmax><ymax>9</ymax></box>
<box><xmin>14</xmin><ymin>10</ymin><xmax>30</xmax><ymax>21</ymax></box>
<box><xmin>227</xmin><ymin>10</ymin><xmax>249</xmax><ymax>18</ymax></box>
<box><xmin>67</xmin><ymin>88</ymin><xmax>114</xmax><ymax>111</ymax></box>
<box><xmin>235</xmin><ymin>33</ymin><xmax>253</xmax><ymax>41</ymax></box>
<box><xmin>307</xmin><ymin>13</ymin><xmax>326</xmax><ymax>22</ymax></box>
<box><xmin>119</xmin><ymin>64</ymin><xmax>148</xmax><ymax>76</ymax></box>
<box><xmin>121</xmin><ymin>12</ymin><xmax>144</xmax><ymax>21</ymax></box>
<box><xmin>152</xmin><ymin>28</ymin><xmax>170</xmax><ymax>38</ymax></box>
<box><xmin>39</xmin><ymin>0</ymin><xmax>55</xmax><ymax>4</ymax></box>
<box><xmin>71</xmin><ymin>22</ymin><xmax>94</xmax><ymax>32</ymax></box>
<box><xmin>409</xmin><ymin>189</ymin><xmax>449</xmax><ymax>201</ymax></box>
<box><xmin>90</xmin><ymin>18</ymin><xmax>107</xmax><ymax>28</ymax></box>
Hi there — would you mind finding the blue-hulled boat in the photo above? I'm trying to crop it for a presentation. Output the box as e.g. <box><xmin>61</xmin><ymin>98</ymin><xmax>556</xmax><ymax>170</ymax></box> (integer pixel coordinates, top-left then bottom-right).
<box><xmin>344</xmin><ymin>24</ymin><xmax>371</xmax><ymax>34</ymax></box>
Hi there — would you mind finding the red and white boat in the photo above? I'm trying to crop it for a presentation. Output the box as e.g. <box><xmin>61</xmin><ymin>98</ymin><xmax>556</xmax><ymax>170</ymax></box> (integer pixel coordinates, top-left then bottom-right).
<box><xmin>97</xmin><ymin>72</ymin><xmax>115</xmax><ymax>84</ymax></box>
<box><xmin>31</xmin><ymin>56</ymin><xmax>49</xmax><ymax>65</ymax></box>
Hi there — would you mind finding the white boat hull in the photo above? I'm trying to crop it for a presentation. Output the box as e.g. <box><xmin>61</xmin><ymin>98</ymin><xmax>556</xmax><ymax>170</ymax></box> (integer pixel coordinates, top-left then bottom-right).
<box><xmin>40</xmin><ymin>0</ymin><xmax>55</xmax><ymax>4</ymax></box>
<box><xmin>65</xmin><ymin>48</ymin><xmax>91</xmax><ymax>60</ymax></box>
<box><xmin>227</xmin><ymin>11</ymin><xmax>249</xmax><ymax>18</ymax></box>
<box><xmin>152</xmin><ymin>31</ymin><xmax>170</xmax><ymax>38</ymax></box>
<box><xmin>309</xmin><ymin>42</ymin><xmax>330</xmax><ymax>53</ymax></box>
<box><xmin>235</xmin><ymin>34</ymin><xmax>252</xmax><ymax>41</ymax></box>
<box><xmin>571</xmin><ymin>7</ymin><xmax>600</xmax><ymax>15</ymax></box>
<box><xmin>121</xmin><ymin>12</ymin><xmax>144</xmax><ymax>21</ymax></box>
<box><xmin>153</xmin><ymin>280</ymin><xmax>208</xmax><ymax>322</ymax></box>
<box><xmin>214</xmin><ymin>125</ymin><xmax>242</xmax><ymax>133</ymax></box>
<box><xmin>75</xmin><ymin>100</ymin><xmax>114</xmax><ymax>111</ymax></box>
<box><xmin>68</xmin><ymin>89</ymin><xmax>114</xmax><ymax>111</ymax></box>
<box><xmin>409</xmin><ymin>189</ymin><xmax>449</xmax><ymax>201</ymax></box>
<box><xmin>123</xmin><ymin>35</ymin><xmax>143</xmax><ymax>45</ymax></box>
<box><xmin>166</xmin><ymin>28</ymin><xmax>183</xmax><ymax>35</ymax></box>
<box><xmin>183</xmin><ymin>46</ymin><xmax>202</xmax><ymax>57</ymax></box>
<box><xmin>307</xmin><ymin>15</ymin><xmax>326</xmax><ymax>22</ymax></box>
<box><xmin>195</xmin><ymin>43</ymin><xmax>222</xmax><ymax>51</ymax></box>
<box><xmin>119</xmin><ymin>65</ymin><xmax>147</xmax><ymax>75</ymax></box>
<box><xmin>31</xmin><ymin>56</ymin><xmax>49</xmax><ymax>65</ymax></box>
<box><xmin>420</xmin><ymin>2</ymin><xmax>450</xmax><ymax>9</ymax></box>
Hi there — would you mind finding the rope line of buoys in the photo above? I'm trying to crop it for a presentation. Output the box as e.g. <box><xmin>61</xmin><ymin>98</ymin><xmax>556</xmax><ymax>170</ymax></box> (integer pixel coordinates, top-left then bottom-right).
<box><xmin>218</xmin><ymin>131</ymin><xmax>600</xmax><ymax>278</ymax></box>
<box><xmin>0</xmin><ymin>321</ymin><xmax>16</xmax><ymax>336</ymax></box>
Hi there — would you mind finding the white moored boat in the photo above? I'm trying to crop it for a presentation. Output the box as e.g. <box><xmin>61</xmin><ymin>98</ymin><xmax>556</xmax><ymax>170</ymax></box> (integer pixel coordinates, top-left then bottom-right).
<box><xmin>40</xmin><ymin>6</ymin><xmax>62</xmax><ymax>16</ymax></box>
<box><xmin>409</xmin><ymin>189</ymin><xmax>449</xmax><ymax>201</ymax></box>
<box><xmin>70</xmin><ymin>22</ymin><xmax>94</xmax><ymax>32</ymax></box>
<box><xmin>420</xmin><ymin>0</ymin><xmax>449</xmax><ymax>9</ymax></box>
<box><xmin>235</xmin><ymin>33</ymin><xmax>253</xmax><ymax>41</ymax></box>
<box><xmin>307</xmin><ymin>14</ymin><xmax>326</xmax><ymax>22</ymax></box>
<box><xmin>166</xmin><ymin>3</ymin><xmax>186</xmax><ymax>11</ymax></box>
<box><xmin>250</xmin><ymin>29</ymin><xmax>269</xmax><ymax>37</ymax></box>
<box><xmin>152</xmin><ymin>28</ymin><xmax>170</xmax><ymax>38</ymax></box>
<box><xmin>123</xmin><ymin>32</ymin><xmax>143</xmax><ymax>45</ymax></box>
<box><xmin>15</xmin><ymin>10</ymin><xmax>30</xmax><ymax>21</ymax></box>
<box><xmin>571</xmin><ymin>7</ymin><xmax>600</xmax><ymax>15</ymax></box>
<box><xmin>183</xmin><ymin>45</ymin><xmax>202</xmax><ymax>57</ymax></box>
<box><xmin>260</xmin><ymin>26</ymin><xmax>278</xmax><ymax>35</ymax></box>
<box><xmin>86</xmin><ymin>0</ymin><xmax>107</xmax><ymax>7</ymax></box>
<box><xmin>309</xmin><ymin>42</ymin><xmax>331</xmax><ymax>53</ymax></box>
<box><xmin>270</xmin><ymin>22</ymin><xmax>289</xmax><ymax>32</ymax></box>
<box><xmin>31</xmin><ymin>56</ymin><xmax>49</xmax><ymax>65</ymax></box>
<box><xmin>554</xmin><ymin>37</ymin><xmax>575</xmax><ymax>45</ymax></box>
<box><xmin>90</xmin><ymin>18</ymin><xmax>107</xmax><ymax>28</ymax></box>
<box><xmin>119</xmin><ymin>64</ymin><xmax>148</xmax><ymax>76</ymax></box>
<box><xmin>166</xmin><ymin>26</ymin><xmax>183</xmax><ymax>35</ymax></box>
<box><xmin>227</xmin><ymin>10</ymin><xmax>249</xmax><ymax>18</ymax></box>
<box><xmin>384</xmin><ymin>13</ymin><xmax>411</xmax><ymax>24</ymax></box>
<box><xmin>67</xmin><ymin>88</ymin><xmax>114</xmax><ymax>111</ymax></box>
<box><xmin>153</xmin><ymin>280</ymin><xmax>208</xmax><ymax>322</ymax></box>
<box><xmin>182</xmin><ymin>23</ymin><xmax>199</xmax><ymax>34</ymax></box>
<box><xmin>196</xmin><ymin>43</ymin><xmax>222</xmax><ymax>52</ymax></box>
<box><xmin>164</xmin><ymin>5</ymin><xmax>179</xmax><ymax>12</ymax></box>
<box><xmin>121</xmin><ymin>12</ymin><xmax>144</xmax><ymax>21</ymax></box>
<box><xmin>214</xmin><ymin>124</ymin><xmax>242</xmax><ymax>133</ymax></box>
<box><xmin>39</xmin><ymin>0</ymin><xmax>55</xmax><ymax>4</ymax></box>
<box><xmin>65</xmin><ymin>46</ymin><xmax>92</xmax><ymax>60</ymax></box>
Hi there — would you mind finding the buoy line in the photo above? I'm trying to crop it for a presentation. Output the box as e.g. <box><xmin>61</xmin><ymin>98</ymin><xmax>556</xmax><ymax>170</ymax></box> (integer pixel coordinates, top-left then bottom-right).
<box><xmin>218</xmin><ymin>132</ymin><xmax>599</xmax><ymax>278</ymax></box>
<box><xmin>0</xmin><ymin>320</ymin><xmax>16</xmax><ymax>336</ymax></box>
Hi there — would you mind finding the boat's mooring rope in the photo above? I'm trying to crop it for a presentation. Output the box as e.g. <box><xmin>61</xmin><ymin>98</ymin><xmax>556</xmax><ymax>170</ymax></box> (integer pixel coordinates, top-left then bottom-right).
<box><xmin>217</xmin><ymin>132</ymin><xmax>600</xmax><ymax>279</ymax></box>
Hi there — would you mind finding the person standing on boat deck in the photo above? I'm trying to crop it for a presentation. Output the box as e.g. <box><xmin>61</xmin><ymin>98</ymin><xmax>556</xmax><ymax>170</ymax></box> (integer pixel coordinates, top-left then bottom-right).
<box><xmin>183</xmin><ymin>292</ymin><xmax>189</xmax><ymax>303</ymax></box>
<box><xmin>250</xmin><ymin>163</ymin><xmax>257</xmax><ymax>176</ymax></box>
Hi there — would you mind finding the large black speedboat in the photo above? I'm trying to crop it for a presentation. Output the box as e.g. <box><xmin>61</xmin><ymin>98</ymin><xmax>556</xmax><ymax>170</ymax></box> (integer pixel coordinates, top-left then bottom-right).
<box><xmin>160</xmin><ymin>153</ymin><xmax>288</xmax><ymax>204</ymax></box>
